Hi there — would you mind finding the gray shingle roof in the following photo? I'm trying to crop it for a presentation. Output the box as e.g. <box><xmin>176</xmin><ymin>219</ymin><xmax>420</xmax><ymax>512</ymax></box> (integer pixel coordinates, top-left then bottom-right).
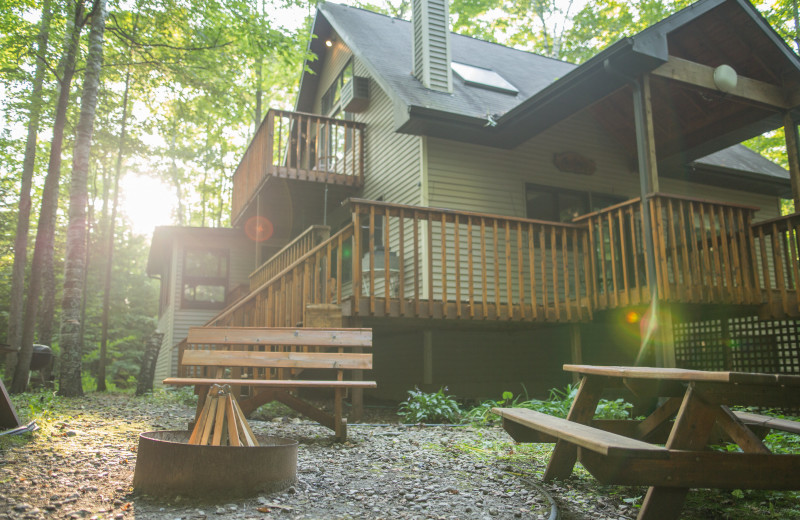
<box><xmin>314</xmin><ymin>1</ymin><xmax>790</xmax><ymax>191</ymax></box>
<box><xmin>319</xmin><ymin>2</ymin><xmax>575</xmax><ymax>122</ymax></box>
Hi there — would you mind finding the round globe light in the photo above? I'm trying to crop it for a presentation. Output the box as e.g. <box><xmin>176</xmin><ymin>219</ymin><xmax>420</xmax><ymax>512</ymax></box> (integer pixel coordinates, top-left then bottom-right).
<box><xmin>713</xmin><ymin>64</ymin><xmax>738</xmax><ymax>93</ymax></box>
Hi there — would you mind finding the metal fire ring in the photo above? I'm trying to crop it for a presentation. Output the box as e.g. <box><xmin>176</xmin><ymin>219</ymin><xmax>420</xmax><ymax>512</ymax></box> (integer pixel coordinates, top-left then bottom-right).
<box><xmin>133</xmin><ymin>431</ymin><xmax>297</xmax><ymax>499</ymax></box>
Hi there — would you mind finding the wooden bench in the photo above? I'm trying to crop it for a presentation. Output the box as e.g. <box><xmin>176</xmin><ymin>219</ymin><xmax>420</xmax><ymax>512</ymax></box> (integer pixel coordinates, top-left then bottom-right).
<box><xmin>492</xmin><ymin>408</ymin><xmax>669</xmax><ymax>460</ymax></box>
<box><xmin>163</xmin><ymin>326</ymin><xmax>376</xmax><ymax>440</ymax></box>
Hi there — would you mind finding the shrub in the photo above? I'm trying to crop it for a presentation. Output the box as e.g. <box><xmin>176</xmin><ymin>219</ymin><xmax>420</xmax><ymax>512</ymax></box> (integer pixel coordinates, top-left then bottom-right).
<box><xmin>398</xmin><ymin>387</ymin><xmax>461</xmax><ymax>424</ymax></box>
<box><xmin>467</xmin><ymin>383</ymin><xmax>633</xmax><ymax>424</ymax></box>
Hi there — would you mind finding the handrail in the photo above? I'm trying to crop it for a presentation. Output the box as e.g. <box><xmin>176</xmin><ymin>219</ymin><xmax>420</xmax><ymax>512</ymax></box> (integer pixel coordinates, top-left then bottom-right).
<box><xmin>349</xmin><ymin>199</ymin><xmax>591</xmax><ymax>321</ymax></box>
<box><xmin>751</xmin><ymin>213</ymin><xmax>800</xmax><ymax>315</ymax></box>
<box><xmin>207</xmin><ymin>223</ymin><xmax>355</xmax><ymax>326</ymax></box>
<box><xmin>348</xmin><ymin>198</ymin><xmax>585</xmax><ymax>230</ymax></box>
<box><xmin>582</xmin><ymin>193</ymin><xmax>760</xmax><ymax>309</ymax></box>
<box><xmin>249</xmin><ymin>225</ymin><xmax>330</xmax><ymax>290</ymax></box>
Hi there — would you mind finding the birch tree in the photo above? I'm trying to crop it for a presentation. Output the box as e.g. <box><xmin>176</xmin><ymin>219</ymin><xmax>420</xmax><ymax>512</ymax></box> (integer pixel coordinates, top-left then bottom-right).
<box><xmin>59</xmin><ymin>0</ymin><xmax>108</xmax><ymax>397</ymax></box>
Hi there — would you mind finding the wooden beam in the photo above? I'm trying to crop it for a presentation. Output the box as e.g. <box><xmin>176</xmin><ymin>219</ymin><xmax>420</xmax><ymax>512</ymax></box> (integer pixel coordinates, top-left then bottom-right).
<box><xmin>652</xmin><ymin>56</ymin><xmax>793</xmax><ymax>109</ymax></box>
<box><xmin>643</xmin><ymin>75</ymin><xmax>659</xmax><ymax>193</ymax></box>
<box><xmin>784</xmin><ymin>113</ymin><xmax>800</xmax><ymax>209</ymax></box>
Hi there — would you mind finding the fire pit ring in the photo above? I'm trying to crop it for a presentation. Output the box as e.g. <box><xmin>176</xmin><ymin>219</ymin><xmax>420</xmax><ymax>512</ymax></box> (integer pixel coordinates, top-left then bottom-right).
<box><xmin>133</xmin><ymin>431</ymin><xmax>297</xmax><ymax>499</ymax></box>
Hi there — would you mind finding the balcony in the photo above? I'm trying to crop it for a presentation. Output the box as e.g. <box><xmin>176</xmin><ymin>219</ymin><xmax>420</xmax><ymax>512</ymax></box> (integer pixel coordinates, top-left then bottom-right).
<box><xmin>231</xmin><ymin>109</ymin><xmax>365</xmax><ymax>224</ymax></box>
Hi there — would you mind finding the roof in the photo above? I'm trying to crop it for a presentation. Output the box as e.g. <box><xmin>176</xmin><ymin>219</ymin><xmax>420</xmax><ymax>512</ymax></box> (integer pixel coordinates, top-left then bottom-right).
<box><xmin>300</xmin><ymin>0</ymin><xmax>797</xmax><ymax>193</ymax></box>
<box><xmin>303</xmin><ymin>2</ymin><xmax>575</xmax><ymax>130</ymax></box>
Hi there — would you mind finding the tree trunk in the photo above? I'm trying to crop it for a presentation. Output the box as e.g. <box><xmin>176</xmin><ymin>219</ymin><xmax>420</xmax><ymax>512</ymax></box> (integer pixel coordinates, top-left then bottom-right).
<box><xmin>12</xmin><ymin>2</ymin><xmax>86</xmax><ymax>394</ymax></box>
<box><xmin>5</xmin><ymin>0</ymin><xmax>53</xmax><ymax>386</ymax></box>
<box><xmin>98</xmin><ymin>66</ymin><xmax>131</xmax><ymax>392</ymax></box>
<box><xmin>135</xmin><ymin>332</ymin><xmax>164</xmax><ymax>396</ymax></box>
<box><xmin>58</xmin><ymin>0</ymin><xmax>108</xmax><ymax>397</ymax></box>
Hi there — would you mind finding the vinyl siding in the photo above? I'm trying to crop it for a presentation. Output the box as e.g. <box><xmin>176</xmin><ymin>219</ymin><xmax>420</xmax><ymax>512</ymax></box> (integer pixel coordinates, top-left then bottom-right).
<box><xmin>353</xmin><ymin>59</ymin><xmax>422</xmax><ymax>206</ymax></box>
<box><xmin>427</xmin><ymin>110</ymin><xmax>781</xmax><ymax>221</ymax></box>
<box><xmin>351</xmin><ymin>58</ymin><xmax>424</xmax><ymax>298</ymax></box>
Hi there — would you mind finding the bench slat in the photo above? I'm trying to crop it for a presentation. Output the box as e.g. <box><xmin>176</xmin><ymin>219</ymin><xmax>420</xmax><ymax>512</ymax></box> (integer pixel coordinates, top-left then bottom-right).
<box><xmin>492</xmin><ymin>408</ymin><xmax>669</xmax><ymax>459</ymax></box>
<box><xmin>187</xmin><ymin>327</ymin><xmax>372</xmax><ymax>347</ymax></box>
<box><xmin>163</xmin><ymin>377</ymin><xmax>378</xmax><ymax>389</ymax></box>
<box><xmin>182</xmin><ymin>350</ymin><xmax>373</xmax><ymax>370</ymax></box>
<box><xmin>734</xmin><ymin>411</ymin><xmax>800</xmax><ymax>435</ymax></box>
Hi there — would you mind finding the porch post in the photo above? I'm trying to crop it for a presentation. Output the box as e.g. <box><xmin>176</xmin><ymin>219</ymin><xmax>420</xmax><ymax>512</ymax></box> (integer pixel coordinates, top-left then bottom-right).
<box><xmin>784</xmin><ymin>113</ymin><xmax>800</xmax><ymax>209</ymax></box>
<box><xmin>631</xmin><ymin>74</ymin><xmax>659</xmax><ymax>304</ymax></box>
<box><xmin>631</xmin><ymin>74</ymin><xmax>671</xmax><ymax>366</ymax></box>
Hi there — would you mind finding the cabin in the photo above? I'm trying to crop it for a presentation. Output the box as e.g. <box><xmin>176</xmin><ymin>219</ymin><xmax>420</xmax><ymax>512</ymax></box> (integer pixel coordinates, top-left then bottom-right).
<box><xmin>149</xmin><ymin>0</ymin><xmax>800</xmax><ymax>401</ymax></box>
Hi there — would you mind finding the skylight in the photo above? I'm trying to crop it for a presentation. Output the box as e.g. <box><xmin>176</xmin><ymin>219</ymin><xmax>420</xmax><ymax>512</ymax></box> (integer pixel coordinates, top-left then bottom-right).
<box><xmin>451</xmin><ymin>62</ymin><xmax>519</xmax><ymax>95</ymax></box>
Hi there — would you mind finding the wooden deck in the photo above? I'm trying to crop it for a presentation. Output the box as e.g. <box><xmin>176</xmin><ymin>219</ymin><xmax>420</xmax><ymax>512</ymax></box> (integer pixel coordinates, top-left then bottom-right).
<box><xmin>209</xmin><ymin>196</ymin><xmax>800</xmax><ymax>329</ymax></box>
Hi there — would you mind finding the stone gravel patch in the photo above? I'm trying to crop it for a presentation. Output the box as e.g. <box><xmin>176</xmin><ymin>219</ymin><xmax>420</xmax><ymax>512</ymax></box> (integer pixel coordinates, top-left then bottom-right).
<box><xmin>0</xmin><ymin>393</ymin><xmax>641</xmax><ymax>520</ymax></box>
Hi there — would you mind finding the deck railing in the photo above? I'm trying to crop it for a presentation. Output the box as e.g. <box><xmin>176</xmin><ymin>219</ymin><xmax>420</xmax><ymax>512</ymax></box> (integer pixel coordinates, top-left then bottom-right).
<box><xmin>249</xmin><ymin>225</ymin><xmax>331</xmax><ymax>290</ymax></box>
<box><xmin>751</xmin><ymin>212</ymin><xmax>800</xmax><ymax>316</ymax></box>
<box><xmin>209</xmin><ymin>224</ymin><xmax>355</xmax><ymax>328</ymax></box>
<box><xmin>577</xmin><ymin>193</ymin><xmax>761</xmax><ymax>309</ymax></box>
<box><xmin>349</xmin><ymin>200</ymin><xmax>592</xmax><ymax>321</ymax></box>
<box><xmin>207</xmin><ymin>195</ymin><xmax>800</xmax><ymax>330</ymax></box>
<box><xmin>231</xmin><ymin>109</ymin><xmax>365</xmax><ymax>223</ymax></box>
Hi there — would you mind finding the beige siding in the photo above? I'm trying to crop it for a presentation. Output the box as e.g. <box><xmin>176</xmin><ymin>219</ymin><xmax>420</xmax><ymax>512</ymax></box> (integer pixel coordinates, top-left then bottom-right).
<box><xmin>354</xmin><ymin>58</ymin><xmax>422</xmax><ymax>206</ymax></box>
<box><xmin>426</xmin><ymin>110</ymin><xmax>782</xmax><ymax>221</ymax></box>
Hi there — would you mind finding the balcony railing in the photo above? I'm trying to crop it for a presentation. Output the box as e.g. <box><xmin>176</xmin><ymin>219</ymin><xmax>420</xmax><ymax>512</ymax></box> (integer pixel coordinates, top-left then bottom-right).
<box><xmin>751</xmin><ymin>212</ymin><xmax>800</xmax><ymax>317</ymax></box>
<box><xmin>209</xmin><ymin>194</ymin><xmax>799</xmax><ymax>330</ymax></box>
<box><xmin>349</xmin><ymin>200</ymin><xmax>591</xmax><ymax>321</ymax></box>
<box><xmin>231</xmin><ymin>109</ymin><xmax>365</xmax><ymax>223</ymax></box>
<box><xmin>249</xmin><ymin>225</ymin><xmax>331</xmax><ymax>290</ymax></box>
<box><xmin>577</xmin><ymin>193</ymin><xmax>761</xmax><ymax>309</ymax></box>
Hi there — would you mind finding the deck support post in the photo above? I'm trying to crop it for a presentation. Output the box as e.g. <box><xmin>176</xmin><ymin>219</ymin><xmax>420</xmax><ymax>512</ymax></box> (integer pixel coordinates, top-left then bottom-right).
<box><xmin>569</xmin><ymin>325</ymin><xmax>582</xmax><ymax>384</ymax></box>
<box><xmin>423</xmin><ymin>330</ymin><xmax>434</xmax><ymax>385</ymax></box>
<box><xmin>655</xmin><ymin>304</ymin><xmax>676</xmax><ymax>368</ymax></box>
<box><xmin>784</xmin><ymin>113</ymin><xmax>800</xmax><ymax>210</ymax></box>
<box><xmin>630</xmin><ymin>73</ymin><xmax>659</xmax><ymax>307</ymax></box>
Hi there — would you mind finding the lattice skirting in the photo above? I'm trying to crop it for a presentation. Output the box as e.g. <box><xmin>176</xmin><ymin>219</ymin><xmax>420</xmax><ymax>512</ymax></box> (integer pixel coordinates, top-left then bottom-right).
<box><xmin>674</xmin><ymin>316</ymin><xmax>800</xmax><ymax>376</ymax></box>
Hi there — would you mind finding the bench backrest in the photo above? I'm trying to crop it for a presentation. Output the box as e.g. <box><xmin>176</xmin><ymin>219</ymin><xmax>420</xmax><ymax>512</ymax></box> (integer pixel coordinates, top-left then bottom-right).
<box><xmin>186</xmin><ymin>327</ymin><xmax>372</xmax><ymax>348</ymax></box>
<box><xmin>181</xmin><ymin>327</ymin><xmax>373</xmax><ymax>378</ymax></box>
<box><xmin>181</xmin><ymin>349</ymin><xmax>372</xmax><ymax>370</ymax></box>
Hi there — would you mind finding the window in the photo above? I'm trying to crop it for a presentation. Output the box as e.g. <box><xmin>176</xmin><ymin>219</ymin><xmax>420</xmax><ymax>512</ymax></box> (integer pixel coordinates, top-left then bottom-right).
<box><xmin>526</xmin><ymin>184</ymin><xmax>624</xmax><ymax>222</ymax></box>
<box><xmin>451</xmin><ymin>62</ymin><xmax>518</xmax><ymax>95</ymax></box>
<box><xmin>321</xmin><ymin>60</ymin><xmax>354</xmax><ymax>116</ymax></box>
<box><xmin>182</xmin><ymin>248</ymin><xmax>229</xmax><ymax>309</ymax></box>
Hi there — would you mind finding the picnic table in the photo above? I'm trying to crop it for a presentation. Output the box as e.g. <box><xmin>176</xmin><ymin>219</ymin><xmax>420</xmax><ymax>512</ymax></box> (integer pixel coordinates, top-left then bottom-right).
<box><xmin>493</xmin><ymin>364</ymin><xmax>800</xmax><ymax>520</ymax></box>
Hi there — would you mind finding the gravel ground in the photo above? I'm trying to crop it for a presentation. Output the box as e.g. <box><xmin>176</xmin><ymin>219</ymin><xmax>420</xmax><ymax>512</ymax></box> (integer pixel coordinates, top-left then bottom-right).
<box><xmin>0</xmin><ymin>392</ymin><xmax>644</xmax><ymax>520</ymax></box>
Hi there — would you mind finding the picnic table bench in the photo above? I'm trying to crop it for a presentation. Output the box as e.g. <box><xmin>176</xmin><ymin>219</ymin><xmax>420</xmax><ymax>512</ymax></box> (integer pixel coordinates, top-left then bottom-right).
<box><xmin>493</xmin><ymin>364</ymin><xmax>800</xmax><ymax>520</ymax></box>
<box><xmin>163</xmin><ymin>326</ymin><xmax>376</xmax><ymax>440</ymax></box>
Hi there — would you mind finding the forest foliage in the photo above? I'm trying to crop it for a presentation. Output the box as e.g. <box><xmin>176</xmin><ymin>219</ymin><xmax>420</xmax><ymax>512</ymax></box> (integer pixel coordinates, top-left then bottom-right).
<box><xmin>0</xmin><ymin>0</ymin><xmax>797</xmax><ymax>393</ymax></box>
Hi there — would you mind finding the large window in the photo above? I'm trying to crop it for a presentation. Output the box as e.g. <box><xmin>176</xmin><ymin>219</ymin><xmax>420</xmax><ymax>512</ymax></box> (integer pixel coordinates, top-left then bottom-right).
<box><xmin>526</xmin><ymin>183</ymin><xmax>624</xmax><ymax>222</ymax></box>
<box><xmin>321</xmin><ymin>60</ymin><xmax>353</xmax><ymax>116</ymax></box>
<box><xmin>182</xmin><ymin>248</ymin><xmax>229</xmax><ymax>309</ymax></box>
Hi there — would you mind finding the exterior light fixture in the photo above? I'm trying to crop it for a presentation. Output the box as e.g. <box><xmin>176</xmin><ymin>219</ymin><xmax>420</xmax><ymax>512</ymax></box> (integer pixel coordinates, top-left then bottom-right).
<box><xmin>325</xmin><ymin>39</ymin><xmax>333</xmax><ymax>47</ymax></box>
<box><xmin>713</xmin><ymin>64</ymin><xmax>737</xmax><ymax>93</ymax></box>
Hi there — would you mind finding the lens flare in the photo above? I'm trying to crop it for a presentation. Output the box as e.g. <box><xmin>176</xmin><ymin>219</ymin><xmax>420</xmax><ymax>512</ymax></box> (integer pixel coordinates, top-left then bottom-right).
<box><xmin>625</xmin><ymin>311</ymin><xmax>640</xmax><ymax>324</ymax></box>
<box><xmin>245</xmin><ymin>216</ymin><xmax>274</xmax><ymax>242</ymax></box>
